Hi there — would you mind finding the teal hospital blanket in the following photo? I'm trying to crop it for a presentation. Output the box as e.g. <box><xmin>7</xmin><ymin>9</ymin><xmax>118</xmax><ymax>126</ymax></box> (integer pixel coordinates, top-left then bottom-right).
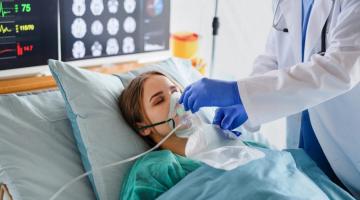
<box><xmin>120</xmin><ymin>145</ymin><xmax>355</xmax><ymax>200</ymax></box>
<box><xmin>120</xmin><ymin>150</ymin><xmax>201</xmax><ymax>200</ymax></box>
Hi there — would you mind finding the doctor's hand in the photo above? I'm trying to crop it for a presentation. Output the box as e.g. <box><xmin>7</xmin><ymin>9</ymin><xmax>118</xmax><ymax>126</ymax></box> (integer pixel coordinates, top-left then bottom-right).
<box><xmin>213</xmin><ymin>104</ymin><xmax>248</xmax><ymax>131</ymax></box>
<box><xmin>179</xmin><ymin>78</ymin><xmax>241</xmax><ymax>113</ymax></box>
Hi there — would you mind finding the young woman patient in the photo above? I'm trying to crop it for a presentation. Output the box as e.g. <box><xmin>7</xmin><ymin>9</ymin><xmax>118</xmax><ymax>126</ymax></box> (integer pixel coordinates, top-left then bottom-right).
<box><xmin>118</xmin><ymin>71</ymin><xmax>265</xmax><ymax>167</ymax></box>
<box><xmin>118</xmin><ymin>71</ymin><xmax>264</xmax><ymax>199</ymax></box>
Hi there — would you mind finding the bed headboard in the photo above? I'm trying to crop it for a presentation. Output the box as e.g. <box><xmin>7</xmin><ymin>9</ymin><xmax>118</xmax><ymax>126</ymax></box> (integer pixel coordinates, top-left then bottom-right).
<box><xmin>0</xmin><ymin>61</ymin><xmax>145</xmax><ymax>95</ymax></box>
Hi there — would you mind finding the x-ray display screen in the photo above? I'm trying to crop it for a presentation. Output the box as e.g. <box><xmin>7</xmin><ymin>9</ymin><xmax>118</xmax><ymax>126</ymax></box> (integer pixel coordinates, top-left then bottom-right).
<box><xmin>0</xmin><ymin>0</ymin><xmax>58</xmax><ymax>70</ymax></box>
<box><xmin>60</xmin><ymin>0</ymin><xmax>170</xmax><ymax>61</ymax></box>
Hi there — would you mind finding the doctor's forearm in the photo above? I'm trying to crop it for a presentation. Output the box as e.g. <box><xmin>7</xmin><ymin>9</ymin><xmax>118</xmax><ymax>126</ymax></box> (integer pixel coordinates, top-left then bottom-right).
<box><xmin>238</xmin><ymin>48</ymin><xmax>360</xmax><ymax>126</ymax></box>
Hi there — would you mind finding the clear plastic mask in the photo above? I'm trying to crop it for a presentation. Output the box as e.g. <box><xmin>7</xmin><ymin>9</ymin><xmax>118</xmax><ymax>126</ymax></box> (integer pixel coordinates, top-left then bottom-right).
<box><xmin>168</xmin><ymin>92</ymin><xmax>199</xmax><ymax>138</ymax></box>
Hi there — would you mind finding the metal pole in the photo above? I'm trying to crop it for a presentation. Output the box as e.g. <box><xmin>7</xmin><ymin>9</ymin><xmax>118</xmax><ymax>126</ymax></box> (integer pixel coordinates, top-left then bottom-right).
<box><xmin>209</xmin><ymin>0</ymin><xmax>219</xmax><ymax>77</ymax></box>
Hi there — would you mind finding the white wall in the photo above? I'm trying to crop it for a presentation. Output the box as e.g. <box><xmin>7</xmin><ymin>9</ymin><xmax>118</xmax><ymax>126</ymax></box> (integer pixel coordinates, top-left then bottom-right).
<box><xmin>171</xmin><ymin>0</ymin><xmax>287</xmax><ymax>149</ymax></box>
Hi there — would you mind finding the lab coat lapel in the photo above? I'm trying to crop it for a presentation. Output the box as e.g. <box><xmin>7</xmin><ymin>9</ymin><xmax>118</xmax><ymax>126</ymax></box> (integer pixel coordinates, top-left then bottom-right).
<box><xmin>304</xmin><ymin>0</ymin><xmax>333</xmax><ymax>61</ymax></box>
<box><xmin>280</xmin><ymin>0</ymin><xmax>302</xmax><ymax>63</ymax></box>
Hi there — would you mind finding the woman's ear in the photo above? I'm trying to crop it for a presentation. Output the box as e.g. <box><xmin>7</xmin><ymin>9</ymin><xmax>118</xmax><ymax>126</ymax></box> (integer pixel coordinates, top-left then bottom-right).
<box><xmin>136</xmin><ymin>122</ymin><xmax>151</xmax><ymax>136</ymax></box>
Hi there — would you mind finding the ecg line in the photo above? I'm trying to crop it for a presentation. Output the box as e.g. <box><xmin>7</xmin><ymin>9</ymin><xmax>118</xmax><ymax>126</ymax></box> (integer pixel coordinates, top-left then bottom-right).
<box><xmin>0</xmin><ymin>24</ymin><xmax>11</xmax><ymax>33</ymax></box>
<box><xmin>0</xmin><ymin>1</ymin><xmax>11</xmax><ymax>17</ymax></box>
<box><xmin>0</xmin><ymin>48</ymin><xmax>15</xmax><ymax>55</ymax></box>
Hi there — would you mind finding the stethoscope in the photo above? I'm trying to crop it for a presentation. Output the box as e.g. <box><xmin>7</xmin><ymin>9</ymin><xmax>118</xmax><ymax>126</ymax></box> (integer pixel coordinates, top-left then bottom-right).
<box><xmin>272</xmin><ymin>0</ymin><xmax>289</xmax><ymax>33</ymax></box>
<box><xmin>272</xmin><ymin>0</ymin><xmax>334</xmax><ymax>54</ymax></box>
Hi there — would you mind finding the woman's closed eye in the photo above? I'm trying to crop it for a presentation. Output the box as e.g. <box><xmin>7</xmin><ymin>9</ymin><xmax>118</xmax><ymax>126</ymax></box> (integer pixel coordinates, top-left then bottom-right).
<box><xmin>154</xmin><ymin>97</ymin><xmax>164</xmax><ymax>105</ymax></box>
<box><xmin>150</xmin><ymin>86</ymin><xmax>179</xmax><ymax>106</ymax></box>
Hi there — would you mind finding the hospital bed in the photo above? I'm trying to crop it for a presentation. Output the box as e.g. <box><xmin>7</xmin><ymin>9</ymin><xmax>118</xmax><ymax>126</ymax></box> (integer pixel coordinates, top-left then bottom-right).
<box><xmin>0</xmin><ymin>60</ymin><xmax>145</xmax><ymax>200</ymax></box>
<box><xmin>0</xmin><ymin>58</ymin><xmax>356</xmax><ymax>200</ymax></box>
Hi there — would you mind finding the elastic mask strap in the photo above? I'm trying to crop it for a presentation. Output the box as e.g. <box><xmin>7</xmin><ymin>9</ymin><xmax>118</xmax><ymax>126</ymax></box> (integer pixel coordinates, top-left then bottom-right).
<box><xmin>138</xmin><ymin>118</ymin><xmax>175</xmax><ymax>131</ymax></box>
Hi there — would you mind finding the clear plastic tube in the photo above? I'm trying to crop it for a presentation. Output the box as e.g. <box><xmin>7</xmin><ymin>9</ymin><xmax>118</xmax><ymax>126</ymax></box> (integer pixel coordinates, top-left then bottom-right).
<box><xmin>49</xmin><ymin>123</ymin><xmax>184</xmax><ymax>200</ymax></box>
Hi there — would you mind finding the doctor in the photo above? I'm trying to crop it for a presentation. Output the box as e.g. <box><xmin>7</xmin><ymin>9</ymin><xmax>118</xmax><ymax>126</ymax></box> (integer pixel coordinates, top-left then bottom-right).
<box><xmin>179</xmin><ymin>0</ymin><xmax>360</xmax><ymax>198</ymax></box>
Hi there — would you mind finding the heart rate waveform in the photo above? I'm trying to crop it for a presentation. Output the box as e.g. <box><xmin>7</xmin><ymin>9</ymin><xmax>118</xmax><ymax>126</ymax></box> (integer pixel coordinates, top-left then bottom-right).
<box><xmin>1</xmin><ymin>2</ymin><xmax>32</xmax><ymax>18</ymax></box>
<box><xmin>0</xmin><ymin>1</ymin><xmax>11</xmax><ymax>17</ymax></box>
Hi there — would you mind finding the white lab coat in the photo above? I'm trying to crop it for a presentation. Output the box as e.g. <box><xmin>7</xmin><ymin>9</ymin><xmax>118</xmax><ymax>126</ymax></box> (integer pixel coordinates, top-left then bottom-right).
<box><xmin>237</xmin><ymin>0</ymin><xmax>360</xmax><ymax>198</ymax></box>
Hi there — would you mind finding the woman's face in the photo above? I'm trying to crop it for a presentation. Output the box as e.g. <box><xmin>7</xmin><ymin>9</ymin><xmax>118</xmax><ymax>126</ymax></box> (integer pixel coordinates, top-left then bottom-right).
<box><xmin>141</xmin><ymin>75</ymin><xmax>182</xmax><ymax>136</ymax></box>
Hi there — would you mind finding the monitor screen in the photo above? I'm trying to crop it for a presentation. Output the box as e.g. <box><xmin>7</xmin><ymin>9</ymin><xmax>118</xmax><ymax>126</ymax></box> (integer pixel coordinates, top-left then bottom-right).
<box><xmin>60</xmin><ymin>0</ymin><xmax>170</xmax><ymax>62</ymax></box>
<box><xmin>0</xmin><ymin>0</ymin><xmax>58</xmax><ymax>70</ymax></box>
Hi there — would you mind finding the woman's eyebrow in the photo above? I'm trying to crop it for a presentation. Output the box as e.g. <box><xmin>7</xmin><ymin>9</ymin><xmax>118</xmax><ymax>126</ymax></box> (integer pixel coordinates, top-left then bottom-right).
<box><xmin>149</xmin><ymin>91</ymin><xmax>163</xmax><ymax>102</ymax></box>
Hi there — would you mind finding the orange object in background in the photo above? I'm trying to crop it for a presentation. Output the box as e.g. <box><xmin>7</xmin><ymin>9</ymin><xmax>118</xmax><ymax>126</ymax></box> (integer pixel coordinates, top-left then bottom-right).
<box><xmin>171</xmin><ymin>32</ymin><xmax>206</xmax><ymax>75</ymax></box>
<box><xmin>171</xmin><ymin>32</ymin><xmax>199</xmax><ymax>59</ymax></box>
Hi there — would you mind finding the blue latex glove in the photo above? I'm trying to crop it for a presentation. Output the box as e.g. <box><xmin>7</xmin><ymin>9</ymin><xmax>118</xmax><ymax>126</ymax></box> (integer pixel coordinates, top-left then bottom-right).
<box><xmin>213</xmin><ymin>104</ymin><xmax>248</xmax><ymax>131</ymax></box>
<box><xmin>179</xmin><ymin>78</ymin><xmax>241</xmax><ymax>113</ymax></box>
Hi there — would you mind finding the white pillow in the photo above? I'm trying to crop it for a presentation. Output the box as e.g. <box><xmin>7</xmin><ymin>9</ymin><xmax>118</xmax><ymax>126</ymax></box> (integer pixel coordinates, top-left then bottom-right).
<box><xmin>0</xmin><ymin>90</ymin><xmax>95</xmax><ymax>200</ymax></box>
<box><xmin>48</xmin><ymin>58</ymin><xmax>202</xmax><ymax>200</ymax></box>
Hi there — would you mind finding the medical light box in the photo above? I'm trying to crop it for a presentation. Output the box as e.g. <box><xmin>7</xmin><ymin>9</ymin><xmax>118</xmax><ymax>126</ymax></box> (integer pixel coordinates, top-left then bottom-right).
<box><xmin>0</xmin><ymin>0</ymin><xmax>58</xmax><ymax>70</ymax></box>
<box><xmin>60</xmin><ymin>0</ymin><xmax>170</xmax><ymax>66</ymax></box>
